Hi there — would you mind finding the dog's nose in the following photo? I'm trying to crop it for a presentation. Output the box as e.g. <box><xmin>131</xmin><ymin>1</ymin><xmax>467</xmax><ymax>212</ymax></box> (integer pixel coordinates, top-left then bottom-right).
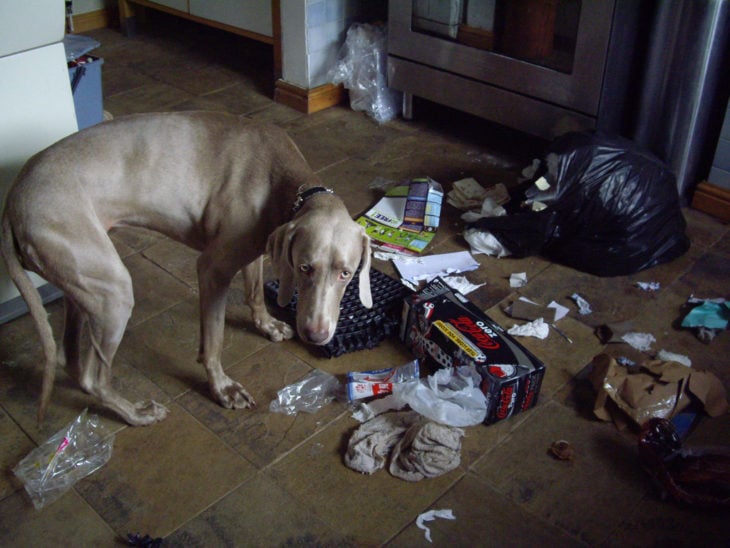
<box><xmin>303</xmin><ymin>325</ymin><xmax>331</xmax><ymax>344</ymax></box>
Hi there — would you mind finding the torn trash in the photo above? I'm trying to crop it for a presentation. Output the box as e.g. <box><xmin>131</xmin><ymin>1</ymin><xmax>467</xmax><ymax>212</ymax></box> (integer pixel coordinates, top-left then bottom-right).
<box><xmin>589</xmin><ymin>354</ymin><xmax>728</xmax><ymax>429</ymax></box>
<box><xmin>392</xmin><ymin>250</ymin><xmax>479</xmax><ymax>286</ymax></box>
<box><xmin>571</xmin><ymin>293</ymin><xmax>592</xmax><ymax>315</ymax></box>
<box><xmin>346</xmin><ymin>360</ymin><xmax>419</xmax><ymax>401</ymax></box>
<box><xmin>507</xmin><ymin>317</ymin><xmax>550</xmax><ymax>339</ymax></box>
<box><xmin>417</xmin><ymin>509</ymin><xmax>456</xmax><ymax>543</ymax></box>
<box><xmin>464</xmin><ymin>131</ymin><xmax>690</xmax><ymax>276</ymax></box>
<box><xmin>357</xmin><ymin>178</ymin><xmax>443</xmax><ymax>255</ymax></box>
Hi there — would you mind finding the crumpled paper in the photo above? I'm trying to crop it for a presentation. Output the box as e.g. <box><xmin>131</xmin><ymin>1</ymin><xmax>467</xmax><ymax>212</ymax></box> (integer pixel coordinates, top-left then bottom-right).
<box><xmin>507</xmin><ymin>317</ymin><xmax>550</xmax><ymax>339</ymax></box>
<box><xmin>571</xmin><ymin>293</ymin><xmax>592</xmax><ymax>315</ymax></box>
<box><xmin>463</xmin><ymin>228</ymin><xmax>512</xmax><ymax>258</ymax></box>
<box><xmin>589</xmin><ymin>353</ymin><xmax>728</xmax><ymax>429</ymax></box>
<box><xmin>417</xmin><ymin>509</ymin><xmax>456</xmax><ymax>543</ymax></box>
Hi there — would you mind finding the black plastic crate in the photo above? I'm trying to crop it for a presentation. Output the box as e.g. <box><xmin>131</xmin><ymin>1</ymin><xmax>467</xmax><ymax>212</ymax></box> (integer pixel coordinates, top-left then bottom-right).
<box><xmin>264</xmin><ymin>269</ymin><xmax>411</xmax><ymax>357</ymax></box>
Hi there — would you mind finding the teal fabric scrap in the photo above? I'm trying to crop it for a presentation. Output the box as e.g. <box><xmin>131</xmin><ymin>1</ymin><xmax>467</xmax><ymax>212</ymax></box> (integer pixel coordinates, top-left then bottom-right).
<box><xmin>681</xmin><ymin>301</ymin><xmax>730</xmax><ymax>330</ymax></box>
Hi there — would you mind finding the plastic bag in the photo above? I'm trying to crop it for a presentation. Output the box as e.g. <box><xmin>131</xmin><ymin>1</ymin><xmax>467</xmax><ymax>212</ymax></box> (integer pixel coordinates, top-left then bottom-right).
<box><xmin>392</xmin><ymin>366</ymin><xmax>487</xmax><ymax>427</ymax></box>
<box><xmin>269</xmin><ymin>369</ymin><xmax>341</xmax><ymax>415</ymax></box>
<box><xmin>13</xmin><ymin>409</ymin><xmax>114</xmax><ymax>509</ymax></box>
<box><xmin>466</xmin><ymin>131</ymin><xmax>690</xmax><ymax>276</ymax></box>
<box><xmin>329</xmin><ymin>23</ymin><xmax>401</xmax><ymax>123</ymax></box>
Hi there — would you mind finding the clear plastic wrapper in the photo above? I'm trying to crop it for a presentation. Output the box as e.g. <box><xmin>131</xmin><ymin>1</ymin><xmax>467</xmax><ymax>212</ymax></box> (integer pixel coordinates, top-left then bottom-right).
<box><xmin>329</xmin><ymin>23</ymin><xmax>401</xmax><ymax>123</ymax></box>
<box><xmin>269</xmin><ymin>369</ymin><xmax>341</xmax><ymax>415</ymax></box>
<box><xmin>346</xmin><ymin>360</ymin><xmax>420</xmax><ymax>401</ymax></box>
<box><xmin>13</xmin><ymin>409</ymin><xmax>114</xmax><ymax>509</ymax></box>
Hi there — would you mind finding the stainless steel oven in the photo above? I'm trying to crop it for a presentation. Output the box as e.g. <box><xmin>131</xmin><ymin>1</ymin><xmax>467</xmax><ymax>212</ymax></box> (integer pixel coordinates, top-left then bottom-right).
<box><xmin>387</xmin><ymin>0</ymin><xmax>644</xmax><ymax>139</ymax></box>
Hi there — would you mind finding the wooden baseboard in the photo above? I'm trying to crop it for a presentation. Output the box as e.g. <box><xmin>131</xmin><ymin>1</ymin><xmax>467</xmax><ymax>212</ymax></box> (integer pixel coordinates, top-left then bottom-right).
<box><xmin>71</xmin><ymin>9</ymin><xmax>111</xmax><ymax>33</ymax></box>
<box><xmin>274</xmin><ymin>80</ymin><xmax>344</xmax><ymax>114</ymax></box>
<box><xmin>692</xmin><ymin>181</ymin><xmax>730</xmax><ymax>222</ymax></box>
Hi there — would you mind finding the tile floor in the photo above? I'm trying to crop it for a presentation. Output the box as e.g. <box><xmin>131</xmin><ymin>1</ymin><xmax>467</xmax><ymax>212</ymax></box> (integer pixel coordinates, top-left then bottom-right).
<box><xmin>1</xmin><ymin>15</ymin><xmax>729</xmax><ymax>547</ymax></box>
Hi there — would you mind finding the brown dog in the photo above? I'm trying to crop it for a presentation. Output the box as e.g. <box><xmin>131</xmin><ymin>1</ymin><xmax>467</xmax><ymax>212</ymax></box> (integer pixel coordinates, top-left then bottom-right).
<box><xmin>1</xmin><ymin>111</ymin><xmax>371</xmax><ymax>426</ymax></box>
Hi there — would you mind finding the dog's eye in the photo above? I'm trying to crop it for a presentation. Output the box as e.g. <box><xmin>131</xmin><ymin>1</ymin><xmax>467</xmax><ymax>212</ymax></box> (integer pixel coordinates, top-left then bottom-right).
<box><xmin>340</xmin><ymin>270</ymin><xmax>351</xmax><ymax>280</ymax></box>
<box><xmin>298</xmin><ymin>264</ymin><xmax>311</xmax><ymax>274</ymax></box>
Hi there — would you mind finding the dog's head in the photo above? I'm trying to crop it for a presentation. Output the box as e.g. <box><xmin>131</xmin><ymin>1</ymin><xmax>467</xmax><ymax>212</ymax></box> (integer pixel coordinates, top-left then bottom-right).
<box><xmin>267</xmin><ymin>212</ymin><xmax>372</xmax><ymax>345</ymax></box>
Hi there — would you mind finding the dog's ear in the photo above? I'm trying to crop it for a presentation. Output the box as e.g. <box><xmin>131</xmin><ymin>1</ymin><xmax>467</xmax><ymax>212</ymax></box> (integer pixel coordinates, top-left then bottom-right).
<box><xmin>267</xmin><ymin>223</ymin><xmax>297</xmax><ymax>307</ymax></box>
<box><xmin>358</xmin><ymin>230</ymin><xmax>373</xmax><ymax>308</ymax></box>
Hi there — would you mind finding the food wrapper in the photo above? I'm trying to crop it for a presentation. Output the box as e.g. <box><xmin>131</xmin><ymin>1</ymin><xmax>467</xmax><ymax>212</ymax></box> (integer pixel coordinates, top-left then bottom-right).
<box><xmin>589</xmin><ymin>353</ymin><xmax>728</xmax><ymax>429</ymax></box>
<box><xmin>13</xmin><ymin>409</ymin><xmax>114</xmax><ymax>509</ymax></box>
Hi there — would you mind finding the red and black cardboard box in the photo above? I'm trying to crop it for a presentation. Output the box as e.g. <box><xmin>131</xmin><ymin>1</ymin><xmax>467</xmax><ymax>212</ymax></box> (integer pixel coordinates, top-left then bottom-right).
<box><xmin>400</xmin><ymin>277</ymin><xmax>546</xmax><ymax>424</ymax></box>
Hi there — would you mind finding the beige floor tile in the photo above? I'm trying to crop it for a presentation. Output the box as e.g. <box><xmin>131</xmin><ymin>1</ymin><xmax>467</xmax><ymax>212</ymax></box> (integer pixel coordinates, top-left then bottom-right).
<box><xmin>387</xmin><ymin>473</ymin><xmax>585</xmax><ymax>547</ymax></box>
<box><xmin>472</xmin><ymin>400</ymin><xmax>649</xmax><ymax>545</ymax></box>
<box><xmin>165</xmin><ymin>472</ymin><xmax>355</xmax><ymax>546</ymax></box>
<box><xmin>141</xmin><ymin>238</ymin><xmax>200</xmax><ymax>290</ymax></box>
<box><xmin>0</xmin><ymin>489</ymin><xmax>118</xmax><ymax>545</ymax></box>
<box><xmin>0</xmin><ymin>409</ymin><xmax>35</xmax><ymax>501</ymax></box>
<box><xmin>118</xmin><ymin>298</ymin><xmax>270</xmax><ymax>400</ymax></box>
<box><xmin>199</xmin><ymin>81</ymin><xmax>277</xmax><ymax>114</ymax></box>
<box><xmin>177</xmin><ymin>344</ymin><xmax>348</xmax><ymax>468</ymax></box>
<box><xmin>483</xmin><ymin>301</ymin><xmax>605</xmax><ymax>399</ymax></box>
<box><xmin>284</xmin><ymin>107</ymin><xmax>406</xmax><ymax>172</ymax></box>
<box><xmin>104</xmin><ymin>82</ymin><xmax>196</xmax><ymax>116</ymax></box>
<box><xmin>74</xmin><ymin>402</ymin><xmax>256</xmax><ymax>538</ymax></box>
<box><xmin>268</xmin><ymin>414</ymin><xmax>464</xmax><ymax>545</ymax></box>
<box><xmin>520</xmin><ymin>248</ymin><xmax>700</xmax><ymax>329</ymax></box>
<box><xmin>602</xmin><ymin>486</ymin><xmax>730</xmax><ymax>547</ymax></box>
<box><xmin>110</xmin><ymin>226</ymin><xmax>167</xmax><ymax>253</ymax></box>
<box><xmin>124</xmin><ymin>253</ymin><xmax>194</xmax><ymax>328</ymax></box>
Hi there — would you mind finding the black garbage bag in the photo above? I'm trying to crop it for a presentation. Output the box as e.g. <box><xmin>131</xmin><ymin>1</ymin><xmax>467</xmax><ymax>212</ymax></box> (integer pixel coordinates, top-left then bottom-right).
<box><xmin>467</xmin><ymin>131</ymin><xmax>690</xmax><ymax>276</ymax></box>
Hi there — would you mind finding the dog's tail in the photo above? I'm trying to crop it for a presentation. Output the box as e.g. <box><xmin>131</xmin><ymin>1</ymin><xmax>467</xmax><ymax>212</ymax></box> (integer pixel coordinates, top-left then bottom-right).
<box><xmin>0</xmin><ymin>213</ymin><xmax>58</xmax><ymax>424</ymax></box>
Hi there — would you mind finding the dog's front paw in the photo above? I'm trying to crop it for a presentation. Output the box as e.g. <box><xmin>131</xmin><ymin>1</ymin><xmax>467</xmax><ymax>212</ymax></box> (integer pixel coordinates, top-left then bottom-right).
<box><xmin>255</xmin><ymin>317</ymin><xmax>295</xmax><ymax>342</ymax></box>
<box><xmin>214</xmin><ymin>379</ymin><xmax>256</xmax><ymax>409</ymax></box>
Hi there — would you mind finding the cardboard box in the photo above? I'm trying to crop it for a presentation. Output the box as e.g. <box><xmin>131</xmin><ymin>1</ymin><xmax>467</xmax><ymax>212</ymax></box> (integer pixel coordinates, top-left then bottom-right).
<box><xmin>356</xmin><ymin>178</ymin><xmax>443</xmax><ymax>255</ymax></box>
<box><xmin>401</xmin><ymin>277</ymin><xmax>545</xmax><ymax>424</ymax></box>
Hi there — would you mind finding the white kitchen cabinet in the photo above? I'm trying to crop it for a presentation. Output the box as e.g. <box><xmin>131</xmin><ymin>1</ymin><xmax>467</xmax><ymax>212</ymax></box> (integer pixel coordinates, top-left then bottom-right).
<box><xmin>0</xmin><ymin>2</ymin><xmax>78</xmax><ymax>322</ymax></box>
<box><xmin>129</xmin><ymin>0</ymin><xmax>273</xmax><ymax>40</ymax></box>
<box><xmin>189</xmin><ymin>0</ymin><xmax>272</xmax><ymax>38</ymax></box>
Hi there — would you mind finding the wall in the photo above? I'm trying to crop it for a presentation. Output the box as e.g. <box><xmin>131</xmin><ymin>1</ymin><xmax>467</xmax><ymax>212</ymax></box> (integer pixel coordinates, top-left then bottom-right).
<box><xmin>281</xmin><ymin>0</ymin><xmax>385</xmax><ymax>89</ymax></box>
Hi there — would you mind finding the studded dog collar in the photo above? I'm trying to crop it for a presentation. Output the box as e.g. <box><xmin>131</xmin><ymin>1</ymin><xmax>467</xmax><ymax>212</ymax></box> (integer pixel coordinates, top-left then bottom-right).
<box><xmin>292</xmin><ymin>185</ymin><xmax>335</xmax><ymax>213</ymax></box>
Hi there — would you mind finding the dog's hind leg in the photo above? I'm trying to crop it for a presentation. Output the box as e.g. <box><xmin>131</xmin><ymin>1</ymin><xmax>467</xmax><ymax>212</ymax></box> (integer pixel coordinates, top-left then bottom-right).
<box><xmin>58</xmin><ymin>297</ymin><xmax>84</xmax><ymax>377</ymax></box>
<box><xmin>54</xmin><ymin>232</ymin><xmax>169</xmax><ymax>426</ymax></box>
<box><xmin>197</xmin><ymin>250</ymin><xmax>256</xmax><ymax>409</ymax></box>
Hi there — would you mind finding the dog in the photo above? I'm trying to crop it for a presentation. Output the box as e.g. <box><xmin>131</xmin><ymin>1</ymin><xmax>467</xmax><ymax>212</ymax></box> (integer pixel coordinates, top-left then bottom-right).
<box><xmin>0</xmin><ymin>111</ymin><xmax>372</xmax><ymax>426</ymax></box>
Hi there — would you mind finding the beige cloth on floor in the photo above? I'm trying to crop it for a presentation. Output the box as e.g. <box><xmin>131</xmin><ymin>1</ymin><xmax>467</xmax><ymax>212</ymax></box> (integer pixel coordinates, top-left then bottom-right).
<box><xmin>345</xmin><ymin>411</ymin><xmax>464</xmax><ymax>481</ymax></box>
<box><xmin>389</xmin><ymin>420</ymin><xmax>464</xmax><ymax>482</ymax></box>
<box><xmin>345</xmin><ymin>411</ymin><xmax>421</xmax><ymax>474</ymax></box>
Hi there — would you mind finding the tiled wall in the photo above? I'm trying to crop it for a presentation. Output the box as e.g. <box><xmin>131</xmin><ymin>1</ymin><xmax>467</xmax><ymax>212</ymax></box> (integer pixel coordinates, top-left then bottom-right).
<box><xmin>281</xmin><ymin>0</ymin><xmax>386</xmax><ymax>89</ymax></box>
<box><xmin>306</xmin><ymin>0</ymin><xmax>363</xmax><ymax>88</ymax></box>
<box><xmin>709</xmin><ymin>100</ymin><xmax>730</xmax><ymax>190</ymax></box>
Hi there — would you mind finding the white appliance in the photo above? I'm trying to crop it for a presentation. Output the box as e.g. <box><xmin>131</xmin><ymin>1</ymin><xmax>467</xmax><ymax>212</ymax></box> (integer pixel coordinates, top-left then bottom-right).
<box><xmin>0</xmin><ymin>1</ymin><xmax>79</xmax><ymax>323</ymax></box>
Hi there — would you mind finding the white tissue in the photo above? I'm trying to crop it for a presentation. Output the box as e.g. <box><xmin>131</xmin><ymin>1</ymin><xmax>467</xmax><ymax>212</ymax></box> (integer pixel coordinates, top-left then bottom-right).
<box><xmin>416</xmin><ymin>509</ymin><xmax>456</xmax><ymax>543</ymax></box>
<box><xmin>507</xmin><ymin>318</ymin><xmax>550</xmax><ymax>339</ymax></box>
